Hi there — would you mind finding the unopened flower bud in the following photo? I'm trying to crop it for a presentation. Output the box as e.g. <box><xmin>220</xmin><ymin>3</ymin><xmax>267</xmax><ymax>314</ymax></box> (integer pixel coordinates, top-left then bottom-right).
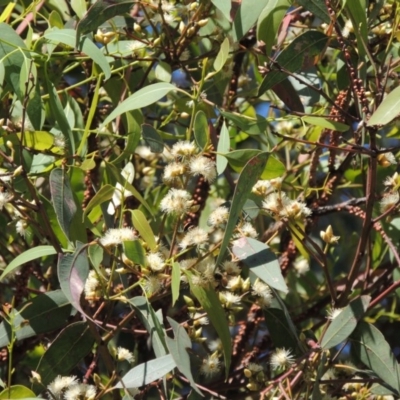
<box><xmin>197</xmin><ymin>19</ymin><xmax>209</xmax><ymax>27</ymax></box>
<box><xmin>134</xmin><ymin>23</ymin><xmax>141</xmax><ymax>33</ymax></box>
<box><xmin>320</xmin><ymin>225</ymin><xmax>340</xmax><ymax>244</ymax></box>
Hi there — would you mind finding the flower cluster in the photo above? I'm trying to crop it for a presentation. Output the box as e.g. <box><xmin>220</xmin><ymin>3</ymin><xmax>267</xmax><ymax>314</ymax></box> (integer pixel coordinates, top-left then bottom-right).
<box><xmin>253</xmin><ymin>179</ymin><xmax>311</xmax><ymax>221</ymax></box>
<box><xmin>381</xmin><ymin>171</ymin><xmax>400</xmax><ymax>212</ymax></box>
<box><xmin>47</xmin><ymin>375</ymin><xmax>96</xmax><ymax>400</ymax></box>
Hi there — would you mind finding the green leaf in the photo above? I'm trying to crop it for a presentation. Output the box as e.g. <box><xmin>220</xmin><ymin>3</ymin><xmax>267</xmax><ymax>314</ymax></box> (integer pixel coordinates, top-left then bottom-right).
<box><xmin>345</xmin><ymin>0</ymin><xmax>368</xmax><ymax>58</ymax></box>
<box><xmin>258</xmin><ymin>31</ymin><xmax>328</xmax><ymax>95</ymax></box>
<box><xmin>0</xmin><ymin>246</ymin><xmax>58</xmax><ymax>281</ymax></box>
<box><xmin>257</xmin><ymin>0</ymin><xmax>290</xmax><ymax>56</ymax></box>
<box><xmin>194</xmin><ymin>110</ymin><xmax>209</xmax><ymax>151</ymax></box>
<box><xmin>367</xmin><ymin>86</ymin><xmax>400</xmax><ymax>127</ymax></box>
<box><xmin>44</xmin><ymin>28</ymin><xmax>111</xmax><ymax>79</ymax></box>
<box><xmin>166</xmin><ymin>317</ymin><xmax>203</xmax><ymax>396</ymax></box>
<box><xmin>130</xmin><ymin>209</ymin><xmax>157</xmax><ymax>251</ymax></box>
<box><xmin>271</xmin><ymin>79</ymin><xmax>305</xmax><ymax>113</ymax></box>
<box><xmin>36</xmin><ymin>322</ymin><xmax>95</xmax><ymax>386</ymax></box>
<box><xmin>216</xmin><ymin>122</ymin><xmax>230</xmax><ymax>174</ymax></box>
<box><xmin>216</xmin><ymin>152</ymin><xmax>269</xmax><ymax>266</ymax></box>
<box><xmin>171</xmin><ymin>262</ymin><xmax>181</xmax><ymax>306</ymax></box>
<box><xmin>261</xmin><ymin>156</ymin><xmax>286</xmax><ymax>180</ymax></box>
<box><xmin>76</xmin><ymin>0</ymin><xmax>134</xmax><ymax>42</ymax></box>
<box><xmin>302</xmin><ymin>116</ymin><xmax>349</xmax><ymax>132</ymax></box>
<box><xmin>263</xmin><ymin>308</ymin><xmax>300</xmax><ymax>351</ymax></box>
<box><xmin>320</xmin><ymin>295</ymin><xmax>370</xmax><ymax>350</ymax></box>
<box><xmin>296</xmin><ymin>0</ymin><xmax>330</xmax><ymax>24</ymax></box>
<box><xmin>142</xmin><ymin>124</ymin><xmax>164</xmax><ymax>153</ymax></box>
<box><xmin>211</xmin><ymin>0</ymin><xmax>231</xmax><ymax>20</ymax></box>
<box><xmin>83</xmin><ymin>184</ymin><xmax>115</xmax><ymax>222</ymax></box>
<box><xmin>186</xmin><ymin>272</ymin><xmax>231</xmax><ymax>376</ymax></box>
<box><xmin>232</xmin><ymin>237</ymin><xmax>288</xmax><ymax>293</ymax></box>
<box><xmin>221</xmin><ymin>149</ymin><xmax>261</xmax><ymax>171</ymax></box>
<box><xmin>213</xmin><ymin>37</ymin><xmax>230</xmax><ymax>73</ymax></box>
<box><xmin>232</xmin><ymin>0</ymin><xmax>270</xmax><ymax>41</ymax></box>
<box><xmin>0</xmin><ymin>24</ymin><xmax>41</xmax><ymax>130</ymax></box>
<box><xmin>43</xmin><ymin>70</ymin><xmax>75</xmax><ymax>154</ymax></box>
<box><xmin>351</xmin><ymin>321</ymin><xmax>400</xmax><ymax>395</ymax></box>
<box><xmin>221</xmin><ymin>111</ymin><xmax>268</xmax><ymax>135</ymax></box>
<box><xmin>0</xmin><ymin>290</ymin><xmax>71</xmax><ymax>347</ymax></box>
<box><xmin>123</xmin><ymin>240</ymin><xmax>146</xmax><ymax>267</ymax></box>
<box><xmin>0</xmin><ymin>385</ymin><xmax>36</xmax><ymax>399</ymax></box>
<box><xmin>112</xmin><ymin>132</ymin><xmax>139</xmax><ymax>165</ymax></box>
<box><xmin>57</xmin><ymin>243</ymin><xmax>89</xmax><ymax>316</ymax></box>
<box><xmin>71</xmin><ymin>0</ymin><xmax>87</xmax><ymax>19</ymax></box>
<box><xmin>114</xmin><ymin>354</ymin><xmax>176</xmax><ymax>389</ymax></box>
<box><xmin>155</xmin><ymin>61</ymin><xmax>172</xmax><ymax>83</ymax></box>
<box><xmin>50</xmin><ymin>168</ymin><xmax>78</xmax><ymax>240</ymax></box>
<box><xmin>102</xmin><ymin>83</ymin><xmax>181</xmax><ymax>126</ymax></box>
<box><xmin>128</xmin><ymin>297</ymin><xmax>167</xmax><ymax>358</ymax></box>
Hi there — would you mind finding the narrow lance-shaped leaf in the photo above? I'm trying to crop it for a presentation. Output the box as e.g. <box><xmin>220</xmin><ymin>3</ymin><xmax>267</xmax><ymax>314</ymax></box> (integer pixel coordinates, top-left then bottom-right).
<box><xmin>216</xmin><ymin>121</ymin><xmax>230</xmax><ymax>174</ymax></box>
<box><xmin>258</xmin><ymin>31</ymin><xmax>329</xmax><ymax>96</ymax></box>
<box><xmin>320</xmin><ymin>295</ymin><xmax>370</xmax><ymax>350</ymax></box>
<box><xmin>186</xmin><ymin>271</ymin><xmax>232</xmax><ymax>377</ymax></box>
<box><xmin>351</xmin><ymin>321</ymin><xmax>400</xmax><ymax>396</ymax></box>
<box><xmin>216</xmin><ymin>152</ymin><xmax>269</xmax><ymax>267</ymax></box>
<box><xmin>114</xmin><ymin>354</ymin><xmax>176</xmax><ymax>389</ymax></box>
<box><xmin>367</xmin><ymin>86</ymin><xmax>400</xmax><ymax>127</ymax></box>
<box><xmin>130</xmin><ymin>209</ymin><xmax>157</xmax><ymax>251</ymax></box>
<box><xmin>166</xmin><ymin>317</ymin><xmax>203</xmax><ymax>396</ymax></box>
<box><xmin>50</xmin><ymin>168</ymin><xmax>77</xmax><ymax>240</ymax></box>
<box><xmin>35</xmin><ymin>322</ymin><xmax>95</xmax><ymax>386</ymax></box>
<box><xmin>231</xmin><ymin>237</ymin><xmax>288</xmax><ymax>293</ymax></box>
<box><xmin>194</xmin><ymin>110</ymin><xmax>209</xmax><ymax>151</ymax></box>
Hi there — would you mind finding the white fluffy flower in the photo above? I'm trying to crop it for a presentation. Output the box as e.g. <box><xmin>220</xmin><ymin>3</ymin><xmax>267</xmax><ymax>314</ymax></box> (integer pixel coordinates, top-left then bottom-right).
<box><xmin>117</xmin><ymin>347</ymin><xmax>135</xmax><ymax>363</ymax></box>
<box><xmin>179</xmin><ymin>227</ymin><xmax>208</xmax><ymax>249</ymax></box>
<box><xmin>163</xmin><ymin>162</ymin><xmax>187</xmax><ymax>184</ymax></box>
<box><xmin>208</xmin><ymin>206</ymin><xmax>229</xmax><ymax>226</ymax></box>
<box><xmin>200</xmin><ymin>352</ymin><xmax>221</xmax><ymax>377</ymax></box>
<box><xmin>270</xmin><ymin>348</ymin><xmax>295</xmax><ymax>370</ymax></box>
<box><xmin>0</xmin><ymin>191</ymin><xmax>12</xmax><ymax>210</ymax></box>
<box><xmin>16</xmin><ymin>220</ymin><xmax>28</xmax><ymax>237</ymax></box>
<box><xmin>252</xmin><ymin>280</ymin><xmax>273</xmax><ymax>307</ymax></box>
<box><xmin>326</xmin><ymin>307</ymin><xmax>343</xmax><ymax>320</ymax></box>
<box><xmin>99</xmin><ymin>227</ymin><xmax>137</xmax><ymax>247</ymax></box>
<box><xmin>189</xmin><ymin>156</ymin><xmax>217</xmax><ymax>183</ymax></box>
<box><xmin>64</xmin><ymin>383</ymin><xmax>96</xmax><ymax>400</ymax></box>
<box><xmin>147</xmin><ymin>252</ymin><xmax>165</xmax><ymax>272</ymax></box>
<box><xmin>220</xmin><ymin>261</ymin><xmax>240</xmax><ymax>275</ymax></box>
<box><xmin>380</xmin><ymin>191</ymin><xmax>399</xmax><ymax>212</ymax></box>
<box><xmin>47</xmin><ymin>375</ymin><xmax>78</xmax><ymax>399</ymax></box>
<box><xmin>160</xmin><ymin>188</ymin><xmax>193</xmax><ymax>215</ymax></box>
<box><xmin>171</xmin><ymin>141</ymin><xmax>198</xmax><ymax>158</ymax></box>
<box><xmin>293</xmin><ymin>257</ymin><xmax>309</xmax><ymax>275</ymax></box>
<box><xmin>143</xmin><ymin>274</ymin><xmax>163</xmax><ymax>296</ymax></box>
<box><xmin>238</xmin><ymin>222</ymin><xmax>257</xmax><ymax>238</ymax></box>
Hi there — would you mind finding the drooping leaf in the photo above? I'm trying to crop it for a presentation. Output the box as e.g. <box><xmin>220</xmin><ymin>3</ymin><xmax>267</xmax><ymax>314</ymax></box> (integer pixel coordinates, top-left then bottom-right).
<box><xmin>302</xmin><ymin>116</ymin><xmax>349</xmax><ymax>132</ymax></box>
<box><xmin>232</xmin><ymin>237</ymin><xmax>288</xmax><ymax>293</ymax></box>
<box><xmin>258</xmin><ymin>31</ymin><xmax>329</xmax><ymax>95</ymax></box>
<box><xmin>50</xmin><ymin>168</ymin><xmax>78</xmax><ymax>240</ymax></box>
<box><xmin>264</xmin><ymin>308</ymin><xmax>300</xmax><ymax>351</ymax></box>
<box><xmin>216</xmin><ymin>152</ymin><xmax>269</xmax><ymax>266</ymax></box>
<box><xmin>216</xmin><ymin>121</ymin><xmax>230</xmax><ymax>174</ymax></box>
<box><xmin>128</xmin><ymin>297</ymin><xmax>167</xmax><ymax>358</ymax></box>
<box><xmin>213</xmin><ymin>37</ymin><xmax>230</xmax><ymax>73</ymax></box>
<box><xmin>261</xmin><ymin>156</ymin><xmax>286</xmax><ymax>180</ymax></box>
<box><xmin>166</xmin><ymin>317</ymin><xmax>203</xmax><ymax>396</ymax></box>
<box><xmin>271</xmin><ymin>79</ymin><xmax>305</xmax><ymax>113</ymax></box>
<box><xmin>0</xmin><ymin>246</ymin><xmax>58</xmax><ymax>282</ymax></box>
<box><xmin>0</xmin><ymin>386</ymin><xmax>36</xmax><ymax>399</ymax></box>
<box><xmin>44</xmin><ymin>28</ymin><xmax>111</xmax><ymax>79</ymax></box>
<box><xmin>102</xmin><ymin>83</ymin><xmax>183</xmax><ymax>126</ymax></box>
<box><xmin>57</xmin><ymin>243</ymin><xmax>90</xmax><ymax>316</ymax></box>
<box><xmin>114</xmin><ymin>354</ymin><xmax>176</xmax><ymax>389</ymax></box>
<box><xmin>351</xmin><ymin>321</ymin><xmax>400</xmax><ymax>395</ymax></box>
<box><xmin>232</xmin><ymin>0</ymin><xmax>270</xmax><ymax>41</ymax></box>
<box><xmin>367</xmin><ymin>86</ymin><xmax>400</xmax><ymax>127</ymax></box>
<box><xmin>345</xmin><ymin>0</ymin><xmax>368</xmax><ymax>58</ymax></box>
<box><xmin>221</xmin><ymin>111</ymin><xmax>268</xmax><ymax>135</ymax></box>
<box><xmin>112</xmin><ymin>132</ymin><xmax>139</xmax><ymax>165</ymax></box>
<box><xmin>194</xmin><ymin>110</ymin><xmax>209</xmax><ymax>151</ymax></box>
<box><xmin>155</xmin><ymin>61</ymin><xmax>172</xmax><ymax>83</ymax></box>
<box><xmin>130</xmin><ymin>209</ymin><xmax>157</xmax><ymax>251</ymax></box>
<box><xmin>0</xmin><ymin>290</ymin><xmax>71</xmax><ymax>347</ymax></box>
<box><xmin>186</xmin><ymin>271</ymin><xmax>231</xmax><ymax>376</ymax></box>
<box><xmin>171</xmin><ymin>262</ymin><xmax>181</xmax><ymax>306</ymax></box>
<box><xmin>257</xmin><ymin>0</ymin><xmax>290</xmax><ymax>56</ymax></box>
<box><xmin>76</xmin><ymin>0</ymin><xmax>134</xmax><ymax>43</ymax></box>
<box><xmin>296</xmin><ymin>0</ymin><xmax>330</xmax><ymax>23</ymax></box>
<box><xmin>142</xmin><ymin>124</ymin><xmax>164</xmax><ymax>153</ymax></box>
<box><xmin>221</xmin><ymin>149</ymin><xmax>262</xmax><ymax>171</ymax></box>
<box><xmin>123</xmin><ymin>239</ymin><xmax>146</xmax><ymax>267</ymax></box>
<box><xmin>320</xmin><ymin>295</ymin><xmax>370</xmax><ymax>350</ymax></box>
<box><xmin>36</xmin><ymin>322</ymin><xmax>95</xmax><ymax>386</ymax></box>
<box><xmin>82</xmin><ymin>184</ymin><xmax>115</xmax><ymax>222</ymax></box>
<box><xmin>213</xmin><ymin>0</ymin><xmax>231</xmax><ymax>20</ymax></box>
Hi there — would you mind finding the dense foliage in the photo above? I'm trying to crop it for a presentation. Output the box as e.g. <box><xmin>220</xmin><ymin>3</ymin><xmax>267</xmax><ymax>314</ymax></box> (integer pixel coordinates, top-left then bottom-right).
<box><xmin>0</xmin><ymin>0</ymin><xmax>400</xmax><ymax>399</ymax></box>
